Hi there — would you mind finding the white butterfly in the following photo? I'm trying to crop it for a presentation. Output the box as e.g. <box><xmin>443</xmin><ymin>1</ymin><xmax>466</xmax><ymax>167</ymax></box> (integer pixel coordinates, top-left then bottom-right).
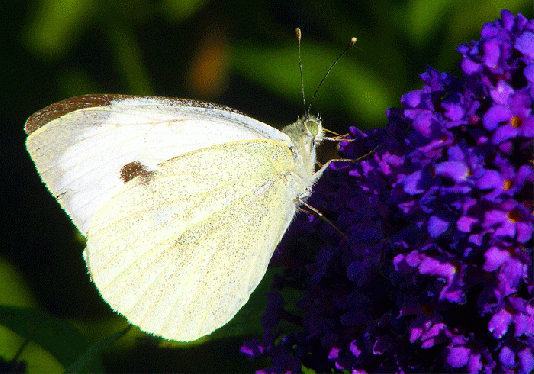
<box><xmin>25</xmin><ymin>94</ymin><xmax>329</xmax><ymax>341</ymax></box>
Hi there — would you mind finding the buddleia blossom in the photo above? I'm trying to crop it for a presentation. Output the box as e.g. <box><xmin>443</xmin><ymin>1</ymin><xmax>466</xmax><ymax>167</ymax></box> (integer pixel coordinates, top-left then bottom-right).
<box><xmin>242</xmin><ymin>10</ymin><xmax>533</xmax><ymax>373</ymax></box>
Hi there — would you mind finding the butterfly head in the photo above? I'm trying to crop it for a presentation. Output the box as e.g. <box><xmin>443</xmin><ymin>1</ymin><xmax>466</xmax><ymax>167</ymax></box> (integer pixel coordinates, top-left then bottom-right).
<box><xmin>281</xmin><ymin>114</ymin><xmax>323</xmax><ymax>178</ymax></box>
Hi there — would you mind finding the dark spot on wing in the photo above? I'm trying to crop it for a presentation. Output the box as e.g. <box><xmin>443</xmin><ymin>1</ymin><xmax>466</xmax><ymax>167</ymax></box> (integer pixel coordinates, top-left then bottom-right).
<box><xmin>120</xmin><ymin>161</ymin><xmax>153</xmax><ymax>183</ymax></box>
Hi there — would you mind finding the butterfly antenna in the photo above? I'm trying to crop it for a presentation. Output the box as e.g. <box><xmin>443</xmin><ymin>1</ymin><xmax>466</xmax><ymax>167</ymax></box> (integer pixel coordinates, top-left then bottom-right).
<box><xmin>295</xmin><ymin>28</ymin><xmax>307</xmax><ymax>114</ymax></box>
<box><xmin>307</xmin><ymin>36</ymin><xmax>357</xmax><ymax>114</ymax></box>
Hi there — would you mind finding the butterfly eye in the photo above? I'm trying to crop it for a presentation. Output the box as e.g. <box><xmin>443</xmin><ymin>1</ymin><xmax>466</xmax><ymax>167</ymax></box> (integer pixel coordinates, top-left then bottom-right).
<box><xmin>307</xmin><ymin>120</ymin><xmax>318</xmax><ymax>136</ymax></box>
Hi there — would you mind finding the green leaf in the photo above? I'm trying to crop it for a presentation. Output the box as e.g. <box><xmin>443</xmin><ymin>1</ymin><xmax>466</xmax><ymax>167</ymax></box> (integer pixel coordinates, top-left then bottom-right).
<box><xmin>65</xmin><ymin>326</ymin><xmax>130</xmax><ymax>373</ymax></box>
<box><xmin>231</xmin><ymin>41</ymin><xmax>393</xmax><ymax>128</ymax></box>
<box><xmin>0</xmin><ymin>306</ymin><xmax>103</xmax><ymax>373</ymax></box>
<box><xmin>23</xmin><ymin>0</ymin><xmax>96</xmax><ymax>57</ymax></box>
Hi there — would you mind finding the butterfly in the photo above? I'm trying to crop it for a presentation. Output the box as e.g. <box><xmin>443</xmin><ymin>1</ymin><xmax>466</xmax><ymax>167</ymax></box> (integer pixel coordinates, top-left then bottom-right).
<box><xmin>25</xmin><ymin>93</ymin><xmax>328</xmax><ymax>341</ymax></box>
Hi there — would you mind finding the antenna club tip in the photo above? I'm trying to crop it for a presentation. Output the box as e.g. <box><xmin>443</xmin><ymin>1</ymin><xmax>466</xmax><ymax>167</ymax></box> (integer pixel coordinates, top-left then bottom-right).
<box><xmin>350</xmin><ymin>37</ymin><xmax>357</xmax><ymax>45</ymax></box>
<box><xmin>295</xmin><ymin>28</ymin><xmax>302</xmax><ymax>39</ymax></box>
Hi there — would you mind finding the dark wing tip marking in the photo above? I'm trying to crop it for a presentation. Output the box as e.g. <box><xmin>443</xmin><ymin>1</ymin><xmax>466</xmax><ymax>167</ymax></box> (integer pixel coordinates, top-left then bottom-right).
<box><xmin>120</xmin><ymin>161</ymin><xmax>153</xmax><ymax>183</ymax></box>
<box><xmin>24</xmin><ymin>94</ymin><xmax>246</xmax><ymax>135</ymax></box>
<box><xmin>24</xmin><ymin>94</ymin><xmax>122</xmax><ymax>135</ymax></box>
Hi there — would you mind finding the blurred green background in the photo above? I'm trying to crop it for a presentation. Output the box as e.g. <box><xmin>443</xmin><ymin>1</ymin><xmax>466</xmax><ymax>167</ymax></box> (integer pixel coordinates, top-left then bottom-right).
<box><xmin>2</xmin><ymin>0</ymin><xmax>533</xmax><ymax>372</ymax></box>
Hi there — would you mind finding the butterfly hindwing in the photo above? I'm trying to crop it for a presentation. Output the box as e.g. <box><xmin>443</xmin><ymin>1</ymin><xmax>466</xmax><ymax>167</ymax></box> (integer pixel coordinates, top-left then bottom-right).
<box><xmin>84</xmin><ymin>139</ymin><xmax>299</xmax><ymax>341</ymax></box>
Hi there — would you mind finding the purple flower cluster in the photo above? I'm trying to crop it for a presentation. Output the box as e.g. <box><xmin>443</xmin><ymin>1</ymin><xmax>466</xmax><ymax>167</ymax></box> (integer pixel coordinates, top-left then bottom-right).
<box><xmin>242</xmin><ymin>10</ymin><xmax>533</xmax><ymax>373</ymax></box>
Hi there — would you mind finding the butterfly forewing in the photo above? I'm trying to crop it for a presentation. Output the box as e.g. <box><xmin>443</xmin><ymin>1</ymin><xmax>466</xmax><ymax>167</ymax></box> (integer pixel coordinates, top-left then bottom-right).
<box><xmin>25</xmin><ymin>95</ymin><xmax>291</xmax><ymax>233</ymax></box>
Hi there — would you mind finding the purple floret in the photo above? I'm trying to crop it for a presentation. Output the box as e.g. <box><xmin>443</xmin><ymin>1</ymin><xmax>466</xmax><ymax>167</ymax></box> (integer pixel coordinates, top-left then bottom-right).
<box><xmin>243</xmin><ymin>9</ymin><xmax>533</xmax><ymax>373</ymax></box>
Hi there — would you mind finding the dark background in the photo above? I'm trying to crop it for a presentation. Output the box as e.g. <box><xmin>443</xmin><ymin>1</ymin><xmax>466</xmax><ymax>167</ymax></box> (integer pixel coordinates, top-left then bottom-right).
<box><xmin>2</xmin><ymin>0</ymin><xmax>533</xmax><ymax>372</ymax></box>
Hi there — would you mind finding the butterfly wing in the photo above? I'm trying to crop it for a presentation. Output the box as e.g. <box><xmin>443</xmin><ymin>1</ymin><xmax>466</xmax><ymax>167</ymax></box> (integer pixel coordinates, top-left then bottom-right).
<box><xmin>84</xmin><ymin>139</ymin><xmax>299</xmax><ymax>341</ymax></box>
<box><xmin>25</xmin><ymin>94</ymin><xmax>290</xmax><ymax>233</ymax></box>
